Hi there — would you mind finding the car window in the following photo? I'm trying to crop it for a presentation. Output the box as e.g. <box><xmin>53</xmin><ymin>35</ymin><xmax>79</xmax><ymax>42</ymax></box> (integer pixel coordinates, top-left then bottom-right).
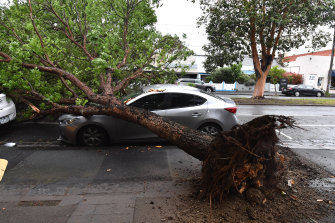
<box><xmin>298</xmin><ymin>85</ymin><xmax>305</xmax><ymax>89</ymax></box>
<box><xmin>130</xmin><ymin>93</ymin><xmax>166</xmax><ymax>111</ymax></box>
<box><xmin>121</xmin><ymin>89</ymin><xmax>144</xmax><ymax>101</ymax></box>
<box><xmin>306</xmin><ymin>85</ymin><xmax>313</xmax><ymax>89</ymax></box>
<box><xmin>166</xmin><ymin>93</ymin><xmax>207</xmax><ymax>109</ymax></box>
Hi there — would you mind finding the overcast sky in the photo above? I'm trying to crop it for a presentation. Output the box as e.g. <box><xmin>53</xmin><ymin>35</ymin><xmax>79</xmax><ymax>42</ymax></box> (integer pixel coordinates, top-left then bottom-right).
<box><xmin>1</xmin><ymin>0</ymin><xmax>332</xmax><ymax>56</ymax></box>
<box><xmin>155</xmin><ymin>0</ymin><xmax>207</xmax><ymax>55</ymax></box>
<box><xmin>155</xmin><ymin>0</ymin><xmax>333</xmax><ymax>56</ymax></box>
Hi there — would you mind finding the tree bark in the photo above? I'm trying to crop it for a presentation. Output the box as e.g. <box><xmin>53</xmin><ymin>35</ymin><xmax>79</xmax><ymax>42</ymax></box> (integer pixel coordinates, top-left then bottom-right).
<box><xmin>252</xmin><ymin>55</ymin><xmax>273</xmax><ymax>98</ymax></box>
<box><xmin>253</xmin><ymin>73</ymin><xmax>267</xmax><ymax>98</ymax></box>
<box><xmin>55</xmin><ymin>96</ymin><xmax>213</xmax><ymax>161</ymax></box>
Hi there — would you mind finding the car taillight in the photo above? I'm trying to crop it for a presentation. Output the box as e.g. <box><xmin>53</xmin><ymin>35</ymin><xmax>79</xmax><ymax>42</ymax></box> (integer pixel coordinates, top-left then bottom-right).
<box><xmin>288</xmin><ymin>88</ymin><xmax>292</xmax><ymax>90</ymax></box>
<box><xmin>225</xmin><ymin>107</ymin><xmax>237</xmax><ymax>114</ymax></box>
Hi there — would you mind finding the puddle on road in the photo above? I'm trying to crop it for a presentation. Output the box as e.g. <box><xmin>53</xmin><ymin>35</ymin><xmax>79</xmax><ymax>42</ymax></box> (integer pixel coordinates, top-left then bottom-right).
<box><xmin>310</xmin><ymin>178</ymin><xmax>335</xmax><ymax>192</ymax></box>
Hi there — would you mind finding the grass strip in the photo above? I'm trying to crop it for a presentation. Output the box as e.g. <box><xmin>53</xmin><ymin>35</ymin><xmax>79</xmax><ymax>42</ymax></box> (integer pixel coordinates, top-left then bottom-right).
<box><xmin>233</xmin><ymin>97</ymin><xmax>335</xmax><ymax>106</ymax></box>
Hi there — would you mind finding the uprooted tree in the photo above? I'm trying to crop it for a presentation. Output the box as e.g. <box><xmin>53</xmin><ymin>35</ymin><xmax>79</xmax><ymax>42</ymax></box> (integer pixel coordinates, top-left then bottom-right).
<box><xmin>196</xmin><ymin>0</ymin><xmax>335</xmax><ymax>98</ymax></box>
<box><xmin>1</xmin><ymin>0</ymin><xmax>295</xmax><ymax>201</ymax></box>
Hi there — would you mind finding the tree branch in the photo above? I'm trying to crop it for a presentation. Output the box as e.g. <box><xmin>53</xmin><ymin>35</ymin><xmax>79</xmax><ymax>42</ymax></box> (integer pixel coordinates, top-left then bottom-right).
<box><xmin>47</xmin><ymin>3</ymin><xmax>95</xmax><ymax>61</ymax></box>
<box><xmin>21</xmin><ymin>63</ymin><xmax>95</xmax><ymax>97</ymax></box>
<box><xmin>249</xmin><ymin>18</ymin><xmax>262</xmax><ymax>75</ymax></box>
<box><xmin>28</xmin><ymin>0</ymin><xmax>54</xmax><ymax>66</ymax></box>
<box><xmin>0</xmin><ymin>52</ymin><xmax>11</xmax><ymax>62</ymax></box>
<box><xmin>112</xmin><ymin>68</ymin><xmax>144</xmax><ymax>94</ymax></box>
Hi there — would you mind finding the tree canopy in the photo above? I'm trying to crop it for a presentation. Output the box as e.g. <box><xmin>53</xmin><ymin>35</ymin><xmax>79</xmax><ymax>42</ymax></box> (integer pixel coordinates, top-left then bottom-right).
<box><xmin>210</xmin><ymin>63</ymin><xmax>243</xmax><ymax>83</ymax></box>
<box><xmin>196</xmin><ymin>0</ymin><xmax>335</xmax><ymax>97</ymax></box>
<box><xmin>0</xmin><ymin>0</ymin><xmax>192</xmax><ymax>118</ymax></box>
<box><xmin>268</xmin><ymin>66</ymin><xmax>285</xmax><ymax>85</ymax></box>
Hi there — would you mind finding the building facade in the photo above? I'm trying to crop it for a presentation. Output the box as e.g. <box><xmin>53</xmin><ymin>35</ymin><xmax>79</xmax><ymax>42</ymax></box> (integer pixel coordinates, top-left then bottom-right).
<box><xmin>284</xmin><ymin>50</ymin><xmax>335</xmax><ymax>90</ymax></box>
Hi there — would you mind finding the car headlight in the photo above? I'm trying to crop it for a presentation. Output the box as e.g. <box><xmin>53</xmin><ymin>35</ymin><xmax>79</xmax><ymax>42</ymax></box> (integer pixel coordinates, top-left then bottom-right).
<box><xmin>60</xmin><ymin>117</ymin><xmax>80</xmax><ymax>125</ymax></box>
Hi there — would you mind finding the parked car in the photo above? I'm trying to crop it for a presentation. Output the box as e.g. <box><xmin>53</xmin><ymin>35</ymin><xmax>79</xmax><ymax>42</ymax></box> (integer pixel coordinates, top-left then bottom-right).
<box><xmin>282</xmin><ymin>84</ymin><xmax>324</xmax><ymax>97</ymax></box>
<box><xmin>0</xmin><ymin>93</ymin><xmax>16</xmax><ymax>125</ymax></box>
<box><xmin>58</xmin><ymin>84</ymin><xmax>238</xmax><ymax>146</ymax></box>
<box><xmin>175</xmin><ymin>78</ymin><xmax>216</xmax><ymax>93</ymax></box>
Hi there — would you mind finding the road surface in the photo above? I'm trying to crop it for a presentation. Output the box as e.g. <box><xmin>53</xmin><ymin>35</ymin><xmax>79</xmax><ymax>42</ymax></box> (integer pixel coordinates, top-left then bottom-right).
<box><xmin>237</xmin><ymin>105</ymin><xmax>335</xmax><ymax>175</ymax></box>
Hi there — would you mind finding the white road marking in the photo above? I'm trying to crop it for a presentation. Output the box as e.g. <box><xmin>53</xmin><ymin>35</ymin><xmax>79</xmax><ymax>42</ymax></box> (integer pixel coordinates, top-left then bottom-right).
<box><xmin>298</xmin><ymin>125</ymin><xmax>335</xmax><ymax>127</ymax></box>
<box><xmin>280</xmin><ymin>144</ymin><xmax>335</xmax><ymax>150</ymax></box>
<box><xmin>276</xmin><ymin>130</ymin><xmax>293</xmax><ymax>140</ymax></box>
<box><xmin>238</xmin><ymin>114</ymin><xmax>335</xmax><ymax>117</ymax></box>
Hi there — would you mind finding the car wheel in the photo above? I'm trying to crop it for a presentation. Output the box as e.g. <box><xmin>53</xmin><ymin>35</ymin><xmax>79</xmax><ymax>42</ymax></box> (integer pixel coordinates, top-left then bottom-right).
<box><xmin>205</xmin><ymin>87</ymin><xmax>212</xmax><ymax>93</ymax></box>
<box><xmin>316</xmin><ymin>92</ymin><xmax>322</xmax><ymax>97</ymax></box>
<box><xmin>198</xmin><ymin>123</ymin><xmax>222</xmax><ymax>136</ymax></box>
<box><xmin>294</xmin><ymin>91</ymin><xmax>300</xmax><ymax>97</ymax></box>
<box><xmin>77</xmin><ymin>125</ymin><xmax>109</xmax><ymax>146</ymax></box>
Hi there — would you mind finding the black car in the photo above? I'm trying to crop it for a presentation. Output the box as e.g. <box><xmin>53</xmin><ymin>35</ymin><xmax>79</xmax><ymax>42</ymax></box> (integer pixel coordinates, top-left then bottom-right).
<box><xmin>282</xmin><ymin>84</ymin><xmax>324</xmax><ymax>97</ymax></box>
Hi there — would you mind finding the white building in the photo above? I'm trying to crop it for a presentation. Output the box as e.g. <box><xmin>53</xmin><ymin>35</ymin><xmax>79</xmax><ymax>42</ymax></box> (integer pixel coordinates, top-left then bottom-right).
<box><xmin>284</xmin><ymin>50</ymin><xmax>334</xmax><ymax>90</ymax></box>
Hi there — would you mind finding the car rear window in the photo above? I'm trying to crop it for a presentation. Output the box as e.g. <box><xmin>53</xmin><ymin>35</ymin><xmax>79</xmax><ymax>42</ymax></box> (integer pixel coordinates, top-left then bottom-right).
<box><xmin>166</xmin><ymin>93</ymin><xmax>206</xmax><ymax>109</ymax></box>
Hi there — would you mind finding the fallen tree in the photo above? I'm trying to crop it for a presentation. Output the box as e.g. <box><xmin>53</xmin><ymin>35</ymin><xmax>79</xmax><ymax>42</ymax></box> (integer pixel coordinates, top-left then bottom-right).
<box><xmin>0</xmin><ymin>0</ymin><xmax>295</xmax><ymax>200</ymax></box>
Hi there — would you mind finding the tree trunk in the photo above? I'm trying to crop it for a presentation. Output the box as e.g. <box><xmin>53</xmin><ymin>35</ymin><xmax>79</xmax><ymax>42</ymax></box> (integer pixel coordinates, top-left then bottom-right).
<box><xmin>253</xmin><ymin>73</ymin><xmax>267</xmax><ymax>98</ymax></box>
<box><xmin>60</xmin><ymin>96</ymin><xmax>213</xmax><ymax>161</ymax></box>
<box><xmin>252</xmin><ymin>55</ymin><xmax>273</xmax><ymax>98</ymax></box>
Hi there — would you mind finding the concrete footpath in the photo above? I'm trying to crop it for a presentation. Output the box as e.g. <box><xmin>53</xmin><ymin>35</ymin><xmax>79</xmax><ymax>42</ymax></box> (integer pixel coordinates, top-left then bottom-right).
<box><xmin>0</xmin><ymin>143</ymin><xmax>201</xmax><ymax>223</ymax></box>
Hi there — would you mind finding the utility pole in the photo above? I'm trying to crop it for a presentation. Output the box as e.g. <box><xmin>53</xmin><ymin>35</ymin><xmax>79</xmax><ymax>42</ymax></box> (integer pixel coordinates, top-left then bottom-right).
<box><xmin>327</xmin><ymin>25</ymin><xmax>335</xmax><ymax>93</ymax></box>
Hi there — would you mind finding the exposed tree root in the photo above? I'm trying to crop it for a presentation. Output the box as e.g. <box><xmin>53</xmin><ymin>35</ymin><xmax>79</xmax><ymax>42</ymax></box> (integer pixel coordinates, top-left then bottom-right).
<box><xmin>201</xmin><ymin>115</ymin><xmax>296</xmax><ymax>202</ymax></box>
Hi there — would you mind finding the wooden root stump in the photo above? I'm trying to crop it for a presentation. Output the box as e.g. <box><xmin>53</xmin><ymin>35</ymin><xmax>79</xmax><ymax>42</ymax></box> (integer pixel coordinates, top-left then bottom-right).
<box><xmin>200</xmin><ymin>115</ymin><xmax>295</xmax><ymax>202</ymax></box>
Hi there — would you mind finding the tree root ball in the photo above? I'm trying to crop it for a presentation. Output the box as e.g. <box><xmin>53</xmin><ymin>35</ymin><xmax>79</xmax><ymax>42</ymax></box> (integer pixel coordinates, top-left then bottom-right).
<box><xmin>200</xmin><ymin>115</ymin><xmax>295</xmax><ymax>202</ymax></box>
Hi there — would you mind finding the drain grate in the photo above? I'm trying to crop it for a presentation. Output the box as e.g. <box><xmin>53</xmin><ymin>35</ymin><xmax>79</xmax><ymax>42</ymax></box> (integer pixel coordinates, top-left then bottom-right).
<box><xmin>18</xmin><ymin>200</ymin><xmax>61</xmax><ymax>207</ymax></box>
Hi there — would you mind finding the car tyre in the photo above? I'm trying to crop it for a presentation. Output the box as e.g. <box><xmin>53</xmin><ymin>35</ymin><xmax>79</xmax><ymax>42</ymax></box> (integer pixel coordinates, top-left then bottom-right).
<box><xmin>316</xmin><ymin>92</ymin><xmax>322</xmax><ymax>97</ymax></box>
<box><xmin>198</xmin><ymin>123</ymin><xmax>222</xmax><ymax>136</ymax></box>
<box><xmin>77</xmin><ymin>125</ymin><xmax>109</xmax><ymax>146</ymax></box>
<box><xmin>205</xmin><ymin>87</ymin><xmax>212</xmax><ymax>93</ymax></box>
<box><xmin>294</xmin><ymin>91</ymin><xmax>300</xmax><ymax>97</ymax></box>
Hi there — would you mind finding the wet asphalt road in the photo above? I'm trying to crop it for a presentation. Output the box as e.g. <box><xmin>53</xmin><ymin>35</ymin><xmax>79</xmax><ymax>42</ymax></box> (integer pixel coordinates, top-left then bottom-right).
<box><xmin>0</xmin><ymin>104</ymin><xmax>335</xmax><ymax>222</ymax></box>
<box><xmin>237</xmin><ymin>105</ymin><xmax>335</xmax><ymax>174</ymax></box>
<box><xmin>0</xmin><ymin>104</ymin><xmax>334</xmax><ymax>174</ymax></box>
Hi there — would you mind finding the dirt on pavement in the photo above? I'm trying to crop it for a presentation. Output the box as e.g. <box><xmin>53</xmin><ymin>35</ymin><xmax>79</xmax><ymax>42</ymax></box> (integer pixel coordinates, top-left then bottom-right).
<box><xmin>145</xmin><ymin>146</ymin><xmax>335</xmax><ymax>223</ymax></box>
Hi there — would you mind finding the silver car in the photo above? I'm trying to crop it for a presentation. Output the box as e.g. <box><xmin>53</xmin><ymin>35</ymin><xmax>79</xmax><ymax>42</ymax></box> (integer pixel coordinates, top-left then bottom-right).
<box><xmin>58</xmin><ymin>84</ymin><xmax>238</xmax><ymax>146</ymax></box>
<box><xmin>0</xmin><ymin>93</ymin><xmax>16</xmax><ymax>125</ymax></box>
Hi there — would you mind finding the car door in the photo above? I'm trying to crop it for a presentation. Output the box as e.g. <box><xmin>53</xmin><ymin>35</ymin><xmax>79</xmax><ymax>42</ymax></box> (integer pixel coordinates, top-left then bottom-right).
<box><xmin>305</xmin><ymin>85</ymin><xmax>314</xmax><ymax>96</ymax></box>
<box><xmin>301</xmin><ymin>85</ymin><xmax>311</xmax><ymax>95</ymax></box>
<box><xmin>115</xmin><ymin>93</ymin><xmax>167</xmax><ymax>140</ymax></box>
<box><xmin>163</xmin><ymin>93</ymin><xmax>208</xmax><ymax>129</ymax></box>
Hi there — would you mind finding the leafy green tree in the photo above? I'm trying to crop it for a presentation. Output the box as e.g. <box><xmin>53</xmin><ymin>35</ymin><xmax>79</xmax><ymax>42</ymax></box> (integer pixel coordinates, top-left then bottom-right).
<box><xmin>210</xmin><ymin>63</ymin><xmax>243</xmax><ymax>83</ymax></box>
<box><xmin>0</xmin><ymin>0</ymin><xmax>294</xmax><ymax>200</ymax></box>
<box><xmin>196</xmin><ymin>0</ymin><xmax>335</xmax><ymax>98</ymax></box>
<box><xmin>236</xmin><ymin>73</ymin><xmax>252</xmax><ymax>84</ymax></box>
<box><xmin>0</xmin><ymin>0</ymin><xmax>212</xmax><ymax>155</ymax></box>
<box><xmin>210</xmin><ymin>67</ymin><xmax>235</xmax><ymax>83</ymax></box>
<box><xmin>0</xmin><ymin>0</ymin><xmax>191</xmax><ymax>110</ymax></box>
<box><xmin>268</xmin><ymin>66</ymin><xmax>285</xmax><ymax>95</ymax></box>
